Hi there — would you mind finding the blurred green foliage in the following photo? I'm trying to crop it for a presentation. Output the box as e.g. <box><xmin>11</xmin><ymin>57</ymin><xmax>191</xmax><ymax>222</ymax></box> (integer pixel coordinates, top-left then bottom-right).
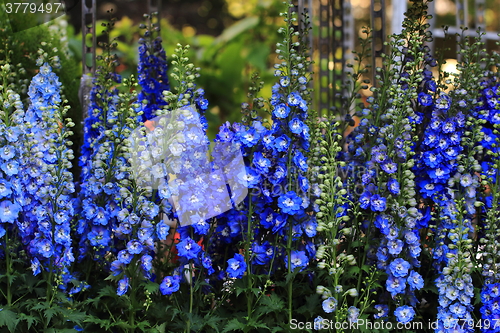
<box><xmin>67</xmin><ymin>0</ymin><xmax>286</xmax><ymax>139</ymax></box>
<box><xmin>0</xmin><ymin>0</ymin><xmax>82</xmax><ymax>173</ymax></box>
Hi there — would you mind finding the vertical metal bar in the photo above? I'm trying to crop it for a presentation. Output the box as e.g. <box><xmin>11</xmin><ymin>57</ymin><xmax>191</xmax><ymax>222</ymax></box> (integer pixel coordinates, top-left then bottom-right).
<box><xmin>391</xmin><ymin>0</ymin><xmax>407</xmax><ymax>35</ymax></box>
<box><xmin>318</xmin><ymin>0</ymin><xmax>332</xmax><ymax>117</ymax></box>
<box><xmin>371</xmin><ymin>0</ymin><xmax>386</xmax><ymax>86</ymax></box>
<box><xmin>456</xmin><ymin>0</ymin><xmax>466</xmax><ymax>61</ymax></box>
<box><xmin>332</xmin><ymin>0</ymin><xmax>346</xmax><ymax>118</ymax></box>
<box><xmin>427</xmin><ymin>0</ymin><xmax>436</xmax><ymax>56</ymax></box>
<box><xmin>476</xmin><ymin>0</ymin><xmax>485</xmax><ymax>31</ymax></box>
<box><xmin>79</xmin><ymin>0</ymin><xmax>96</xmax><ymax>120</ymax></box>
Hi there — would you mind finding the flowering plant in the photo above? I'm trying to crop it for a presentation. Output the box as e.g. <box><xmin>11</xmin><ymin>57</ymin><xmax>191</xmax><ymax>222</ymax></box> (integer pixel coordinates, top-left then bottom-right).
<box><xmin>4</xmin><ymin>0</ymin><xmax>500</xmax><ymax>332</ymax></box>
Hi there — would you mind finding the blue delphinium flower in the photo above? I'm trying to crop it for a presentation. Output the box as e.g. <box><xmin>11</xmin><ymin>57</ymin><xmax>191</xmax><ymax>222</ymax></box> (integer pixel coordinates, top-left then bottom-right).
<box><xmin>21</xmin><ymin>60</ymin><xmax>76</xmax><ymax>290</ymax></box>
<box><xmin>475</xmin><ymin>83</ymin><xmax>500</xmax><ymax>332</ymax></box>
<box><xmin>322</xmin><ymin>297</ymin><xmax>337</xmax><ymax>313</ymax></box>
<box><xmin>137</xmin><ymin>33</ymin><xmax>170</xmax><ymax>122</ymax></box>
<box><xmin>226</xmin><ymin>253</ymin><xmax>246</xmax><ymax>279</ymax></box>
<box><xmin>394</xmin><ymin>305</ymin><xmax>415</xmax><ymax>324</ymax></box>
<box><xmin>285</xmin><ymin>250</ymin><xmax>308</xmax><ymax>272</ymax></box>
<box><xmin>160</xmin><ymin>275</ymin><xmax>181</xmax><ymax>295</ymax></box>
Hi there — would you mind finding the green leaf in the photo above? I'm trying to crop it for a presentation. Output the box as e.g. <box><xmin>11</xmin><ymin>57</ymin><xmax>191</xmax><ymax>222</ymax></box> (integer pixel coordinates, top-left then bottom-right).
<box><xmin>222</xmin><ymin>318</ymin><xmax>247</xmax><ymax>332</ymax></box>
<box><xmin>18</xmin><ymin>313</ymin><xmax>38</xmax><ymax>330</ymax></box>
<box><xmin>215</xmin><ymin>17</ymin><xmax>260</xmax><ymax>45</ymax></box>
<box><xmin>260</xmin><ymin>293</ymin><xmax>285</xmax><ymax>313</ymax></box>
<box><xmin>144</xmin><ymin>280</ymin><xmax>159</xmax><ymax>294</ymax></box>
<box><xmin>153</xmin><ymin>322</ymin><xmax>166</xmax><ymax>333</ymax></box>
<box><xmin>0</xmin><ymin>308</ymin><xmax>19</xmax><ymax>332</ymax></box>
<box><xmin>246</xmin><ymin>43</ymin><xmax>270</xmax><ymax>71</ymax></box>
<box><xmin>44</xmin><ymin>307</ymin><xmax>57</xmax><ymax>325</ymax></box>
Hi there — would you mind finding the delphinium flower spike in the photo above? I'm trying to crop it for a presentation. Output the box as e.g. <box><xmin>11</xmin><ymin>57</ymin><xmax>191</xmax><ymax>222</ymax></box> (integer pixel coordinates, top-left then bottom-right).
<box><xmin>21</xmin><ymin>53</ymin><xmax>76</xmax><ymax>290</ymax></box>
<box><xmin>136</xmin><ymin>12</ymin><xmax>170</xmax><ymax>122</ymax></box>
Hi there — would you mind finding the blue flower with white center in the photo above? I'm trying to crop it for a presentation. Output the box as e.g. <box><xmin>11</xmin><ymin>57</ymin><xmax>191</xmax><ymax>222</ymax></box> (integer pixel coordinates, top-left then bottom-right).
<box><xmin>388</xmin><ymin>258</ymin><xmax>410</xmax><ymax>277</ymax></box>
<box><xmin>289</xmin><ymin>117</ymin><xmax>304</xmax><ymax>134</ymax></box>
<box><xmin>127</xmin><ymin>239</ymin><xmax>144</xmax><ymax>255</ymax></box>
<box><xmin>387</xmin><ymin>239</ymin><xmax>404</xmax><ymax>255</ymax></box>
<box><xmin>373</xmin><ymin>304</ymin><xmax>389</xmax><ymax>319</ymax></box>
<box><xmin>253</xmin><ymin>151</ymin><xmax>271</xmax><ymax>174</ymax></box>
<box><xmin>380</xmin><ymin>160</ymin><xmax>397</xmax><ymax>174</ymax></box>
<box><xmin>370</xmin><ymin>194</ymin><xmax>387</xmax><ymax>212</ymax></box>
<box><xmin>141</xmin><ymin>254</ymin><xmax>153</xmax><ymax>274</ymax></box>
<box><xmin>418</xmin><ymin>92</ymin><xmax>433</xmax><ymax>106</ymax></box>
<box><xmin>88</xmin><ymin>226</ymin><xmax>111</xmax><ymax>247</ymax></box>
<box><xmin>407</xmin><ymin>270</ymin><xmax>424</xmax><ymax>290</ymax></box>
<box><xmin>176</xmin><ymin>237</ymin><xmax>202</xmax><ymax>260</ymax></box>
<box><xmin>36</xmin><ymin>238</ymin><xmax>54</xmax><ymax>258</ymax></box>
<box><xmin>0</xmin><ymin>145</ymin><xmax>15</xmax><ymax>160</ymax></box>
<box><xmin>227</xmin><ymin>253</ymin><xmax>246</xmax><ymax>278</ymax></box>
<box><xmin>386</xmin><ymin>275</ymin><xmax>406</xmax><ymax>297</ymax></box>
<box><xmin>117</xmin><ymin>250</ymin><xmax>133</xmax><ymax>265</ymax></box>
<box><xmin>387</xmin><ymin>178</ymin><xmax>400</xmax><ymax>195</ymax></box>
<box><xmin>280</xmin><ymin>76</ymin><xmax>290</xmax><ymax>87</ymax></box>
<box><xmin>0</xmin><ymin>180</ymin><xmax>12</xmax><ymax>199</ymax></box>
<box><xmin>293</xmin><ymin>151</ymin><xmax>308</xmax><ymax>172</ymax></box>
<box><xmin>394</xmin><ymin>305</ymin><xmax>415</xmax><ymax>324</ymax></box>
<box><xmin>274</xmin><ymin>134</ymin><xmax>291</xmax><ymax>152</ymax></box>
<box><xmin>322</xmin><ymin>297</ymin><xmax>337</xmax><ymax>313</ymax></box>
<box><xmin>347</xmin><ymin>306</ymin><xmax>360</xmax><ymax>323</ymax></box>
<box><xmin>272</xmin><ymin>103</ymin><xmax>290</xmax><ymax>119</ymax></box>
<box><xmin>0</xmin><ymin>200</ymin><xmax>21</xmax><ymax>223</ymax></box>
<box><xmin>303</xmin><ymin>218</ymin><xmax>317</xmax><ymax>237</ymax></box>
<box><xmin>160</xmin><ymin>275</ymin><xmax>180</xmax><ymax>295</ymax></box>
<box><xmin>117</xmin><ymin>276</ymin><xmax>130</xmax><ymax>296</ymax></box>
<box><xmin>285</xmin><ymin>250</ymin><xmax>308</xmax><ymax>272</ymax></box>
<box><xmin>278</xmin><ymin>191</ymin><xmax>303</xmax><ymax>215</ymax></box>
<box><xmin>287</xmin><ymin>91</ymin><xmax>303</xmax><ymax>107</ymax></box>
<box><xmin>238</xmin><ymin>127</ymin><xmax>260</xmax><ymax>147</ymax></box>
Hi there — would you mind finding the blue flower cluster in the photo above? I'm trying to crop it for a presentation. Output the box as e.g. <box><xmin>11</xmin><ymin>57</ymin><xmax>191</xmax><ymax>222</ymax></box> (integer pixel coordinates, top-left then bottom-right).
<box><xmin>77</xmin><ymin>68</ymin><xmax>124</xmax><ymax>263</ymax></box>
<box><xmin>0</xmin><ymin>63</ymin><xmax>25</xmax><ymax>257</ymax></box>
<box><xmin>414</xmin><ymin>84</ymin><xmax>478</xmax><ymax>331</ymax></box>
<box><xmin>480</xmin><ymin>283</ymin><xmax>500</xmax><ymax>333</ymax></box>
<box><xmin>476</xmin><ymin>83</ymin><xmax>500</xmax><ymax>332</ymax></box>
<box><xmin>21</xmin><ymin>61</ymin><xmax>76</xmax><ymax>289</ymax></box>
<box><xmin>137</xmin><ymin>35</ymin><xmax>169</xmax><ymax>122</ymax></box>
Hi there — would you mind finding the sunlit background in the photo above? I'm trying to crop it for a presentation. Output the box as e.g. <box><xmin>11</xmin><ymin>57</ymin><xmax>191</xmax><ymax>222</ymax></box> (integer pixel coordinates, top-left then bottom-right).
<box><xmin>63</xmin><ymin>0</ymin><xmax>500</xmax><ymax>136</ymax></box>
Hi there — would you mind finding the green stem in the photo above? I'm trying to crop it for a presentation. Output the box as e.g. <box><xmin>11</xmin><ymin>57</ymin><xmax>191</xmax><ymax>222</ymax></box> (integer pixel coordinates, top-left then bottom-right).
<box><xmin>187</xmin><ymin>261</ymin><xmax>193</xmax><ymax>333</ymax></box>
<box><xmin>245</xmin><ymin>198</ymin><xmax>254</xmax><ymax>321</ymax></box>
<box><xmin>5</xmin><ymin>231</ymin><xmax>11</xmax><ymax>306</ymax></box>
